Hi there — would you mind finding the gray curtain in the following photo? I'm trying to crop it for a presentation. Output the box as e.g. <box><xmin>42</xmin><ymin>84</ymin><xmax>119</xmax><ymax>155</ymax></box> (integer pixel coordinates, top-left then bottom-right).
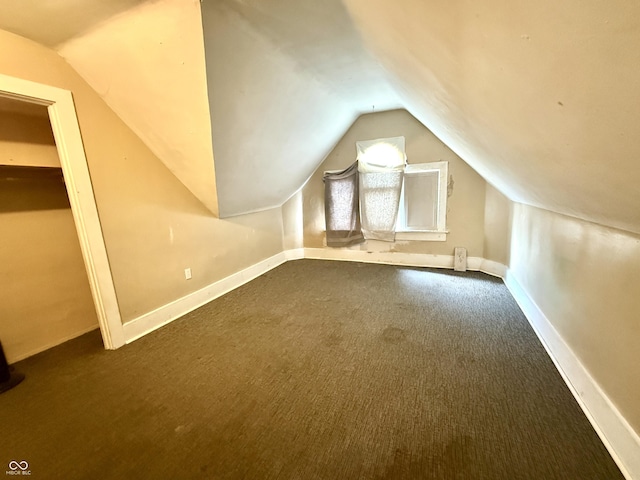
<box><xmin>323</xmin><ymin>161</ymin><xmax>364</xmax><ymax>247</ymax></box>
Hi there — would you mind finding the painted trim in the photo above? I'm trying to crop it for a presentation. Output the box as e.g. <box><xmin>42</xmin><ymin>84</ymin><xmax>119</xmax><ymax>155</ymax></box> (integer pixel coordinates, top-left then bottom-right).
<box><xmin>122</xmin><ymin>252</ymin><xmax>288</xmax><ymax>343</ymax></box>
<box><xmin>399</xmin><ymin>161</ymin><xmax>448</xmax><ymax>233</ymax></box>
<box><xmin>505</xmin><ymin>270</ymin><xmax>640</xmax><ymax>480</ymax></box>
<box><xmin>304</xmin><ymin>247</ymin><xmax>453</xmax><ymax>268</ymax></box>
<box><xmin>284</xmin><ymin>248</ymin><xmax>305</xmax><ymax>261</ymax></box>
<box><xmin>478</xmin><ymin>258</ymin><xmax>507</xmax><ymax>278</ymax></box>
<box><xmin>0</xmin><ymin>74</ymin><xmax>125</xmax><ymax>349</ymax></box>
<box><xmin>302</xmin><ymin>247</ymin><xmax>505</xmax><ymax>277</ymax></box>
<box><xmin>395</xmin><ymin>231</ymin><xmax>447</xmax><ymax>242</ymax></box>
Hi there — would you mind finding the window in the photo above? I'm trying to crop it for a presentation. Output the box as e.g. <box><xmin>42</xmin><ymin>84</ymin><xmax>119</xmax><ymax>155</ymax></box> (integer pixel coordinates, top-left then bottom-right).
<box><xmin>323</xmin><ymin>137</ymin><xmax>449</xmax><ymax>246</ymax></box>
<box><xmin>356</xmin><ymin>137</ymin><xmax>406</xmax><ymax>241</ymax></box>
<box><xmin>396</xmin><ymin>161</ymin><xmax>449</xmax><ymax>241</ymax></box>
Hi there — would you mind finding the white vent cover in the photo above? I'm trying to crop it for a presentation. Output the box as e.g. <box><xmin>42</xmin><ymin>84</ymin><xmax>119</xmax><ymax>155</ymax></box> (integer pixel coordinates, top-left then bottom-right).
<box><xmin>454</xmin><ymin>247</ymin><xmax>467</xmax><ymax>272</ymax></box>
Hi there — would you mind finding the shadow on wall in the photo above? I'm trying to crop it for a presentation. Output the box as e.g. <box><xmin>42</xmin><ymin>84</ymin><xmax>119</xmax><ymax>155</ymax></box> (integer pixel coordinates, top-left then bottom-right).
<box><xmin>0</xmin><ymin>168</ymin><xmax>70</xmax><ymax>212</ymax></box>
<box><xmin>0</xmin><ymin>114</ymin><xmax>53</xmax><ymax>145</ymax></box>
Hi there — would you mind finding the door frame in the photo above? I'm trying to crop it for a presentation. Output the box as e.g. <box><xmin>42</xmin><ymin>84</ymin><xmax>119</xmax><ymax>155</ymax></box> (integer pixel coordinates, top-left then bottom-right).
<box><xmin>0</xmin><ymin>73</ymin><xmax>125</xmax><ymax>349</ymax></box>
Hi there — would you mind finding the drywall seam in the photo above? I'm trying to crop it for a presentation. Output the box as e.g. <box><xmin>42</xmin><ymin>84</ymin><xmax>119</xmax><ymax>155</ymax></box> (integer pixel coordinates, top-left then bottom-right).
<box><xmin>505</xmin><ymin>270</ymin><xmax>640</xmax><ymax>480</ymax></box>
<box><xmin>122</xmin><ymin>252</ymin><xmax>288</xmax><ymax>343</ymax></box>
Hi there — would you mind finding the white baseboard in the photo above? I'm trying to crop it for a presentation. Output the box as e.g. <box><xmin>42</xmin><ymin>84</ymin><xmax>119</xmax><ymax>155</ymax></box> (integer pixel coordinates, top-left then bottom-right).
<box><xmin>122</xmin><ymin>248</ymin><xmax>506</xmax><ymax>346</ymax></box>
<box><xmin>505</xmin><ymin>270</ymin><xmax>640</xmax><ymax>480</ymax></box>
<box><xmin>478</xmin><ymin>258</ymin><xmax>507</xmax><ymax>278</ymax></box>
<box><xmin>304</xmin><ymin>247</ymin><xmax>455</xmax><ymax>268</ymax></box>
<box><xmin>284</xmin><ymin>248</ymin><xmax>305</xmax><ymax>261</ymax></box>
<box><xmin>122</xmin><ymin>252</ymin><xmax>288</xmax><ymax>343</ymax></box>
<box><xmin>302</xmin><ymin>247</ymin><xmax>506</xmax><ymax>278</ymax></box>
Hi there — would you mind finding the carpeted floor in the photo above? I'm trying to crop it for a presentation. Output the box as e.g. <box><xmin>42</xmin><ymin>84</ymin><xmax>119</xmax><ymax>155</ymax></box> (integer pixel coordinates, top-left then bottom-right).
<box><xmin>0</xmin><ymin>259</ymin><xmax>625</xmax><ymax>479</ymax></box>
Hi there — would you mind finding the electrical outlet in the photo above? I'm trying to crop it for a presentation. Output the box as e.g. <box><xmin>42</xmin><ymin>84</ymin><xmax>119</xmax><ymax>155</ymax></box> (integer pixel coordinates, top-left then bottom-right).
<box><xmin>184</xmin><ymin>268</ymin><xmax>192</xmax><ymax>280</ymax></box>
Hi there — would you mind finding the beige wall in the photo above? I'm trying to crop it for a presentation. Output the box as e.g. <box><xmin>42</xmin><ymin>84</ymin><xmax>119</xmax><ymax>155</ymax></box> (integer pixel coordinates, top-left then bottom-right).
<box><xmin>0</xmin><ymin>168</ymin><xmax>98</xmax><ymax>363</ymax></box>
<box><xmin>0</xmin><ymin>29</ymin><xmax>285</xmax><ymax>327</ymax></box>
<box><xmin>302</xmin><ymin>109</ymin><xmax>487</xmax><ymax>257</ymax></box>
<box><xmin>483</xmin><ymin>184</ymin><xmax>512</xmax><ymax>265</ymax></box>
<box><xmin>509</xmin><ymin>203</ymin><xmax>640</xmax><ymax>435</ymax></box>
<box><xmin>0</xmin><ymin>111</ymin><xmax>58</xmax><ymax>168</ymax></box>
<box><xmin>282</xmin><ymin>190</ymin><xmax>304</xmax><ymax>251</ymax></box>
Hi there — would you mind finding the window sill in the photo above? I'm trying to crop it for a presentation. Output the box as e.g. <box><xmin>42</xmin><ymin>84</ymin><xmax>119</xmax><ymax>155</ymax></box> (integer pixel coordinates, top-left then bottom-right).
<box><xmin>395</xmin><ymin>231</ymin><xmax>448</xmax><ymax>242</ymax></box>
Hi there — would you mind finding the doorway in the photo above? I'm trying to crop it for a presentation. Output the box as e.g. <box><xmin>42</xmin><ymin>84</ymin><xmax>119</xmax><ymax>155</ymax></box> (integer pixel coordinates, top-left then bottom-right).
<box><xmin>0</xmin><ymin>103</ymin><xmax>100</xmax><ymax>361</ymax></box>
<box><xmin>0</xmin><ymin>73</ymin><xmax>125</xmax><ymax>353</ymax></box>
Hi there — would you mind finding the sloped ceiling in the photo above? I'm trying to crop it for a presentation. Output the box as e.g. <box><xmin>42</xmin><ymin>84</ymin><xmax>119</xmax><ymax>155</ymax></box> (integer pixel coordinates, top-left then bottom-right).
<box><xmin>343</xmin><ymin>0</ymin><xmax>640</xmax><ymax>234</ymax></box>
<box><xmin>57</xmin><ymin>0</ymin><xmax>218</xmax><ymax>215</ymax></box>
<box><xmin>1</xmin><ymin>0</ymin><xmax>639</xmax><ymax>231</ymax></box>
<box><xmin>201</xmin><ymin>0</ymin><xmax>401</xmax><ymax>216</ymax></box>
<box><xmin>0</xmin><ymin>0</ymin><xmax>218</xmax><ymax>215</ymax></box>
<box><xmin>0</xmin><ymin>0</ymin><xmax>148</xmax><ymax>48</ymax></box>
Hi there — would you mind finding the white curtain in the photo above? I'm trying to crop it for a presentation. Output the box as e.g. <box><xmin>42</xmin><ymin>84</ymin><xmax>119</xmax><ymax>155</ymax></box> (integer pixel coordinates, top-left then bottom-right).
<box><xmin>357</xmin><ymin>137</ymin><xmax>406</xmax><ymax>242</ymax></box>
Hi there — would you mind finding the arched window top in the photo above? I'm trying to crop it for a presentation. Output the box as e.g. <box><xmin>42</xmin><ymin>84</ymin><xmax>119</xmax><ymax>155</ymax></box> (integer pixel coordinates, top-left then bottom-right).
<box><xmin>356</xmin><ymin>136</ymin><xmax>406</xmax><ymax>172</ymax></box>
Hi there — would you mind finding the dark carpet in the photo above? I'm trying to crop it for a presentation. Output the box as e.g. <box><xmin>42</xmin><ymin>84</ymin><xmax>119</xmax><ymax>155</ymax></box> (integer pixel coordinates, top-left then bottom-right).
<box><xmin>0</xmin><ymin>259</ymin><xmax>624</xmax><ymax>479</ymax></box>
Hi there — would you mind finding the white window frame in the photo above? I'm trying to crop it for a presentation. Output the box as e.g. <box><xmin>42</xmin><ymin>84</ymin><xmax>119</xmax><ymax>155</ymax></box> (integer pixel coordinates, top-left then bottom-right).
<box><xmin>395</xmin><ymin>161</ymin><xmax>449</xmax><ymax>242</ymax></box>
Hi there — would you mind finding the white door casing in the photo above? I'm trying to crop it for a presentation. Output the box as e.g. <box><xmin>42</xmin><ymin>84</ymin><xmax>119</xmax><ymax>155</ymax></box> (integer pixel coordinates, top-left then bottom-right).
<box><xmin>0</xmin><ymin>73</ymin><xmax>125</xmax><ymax>349</ymax></box>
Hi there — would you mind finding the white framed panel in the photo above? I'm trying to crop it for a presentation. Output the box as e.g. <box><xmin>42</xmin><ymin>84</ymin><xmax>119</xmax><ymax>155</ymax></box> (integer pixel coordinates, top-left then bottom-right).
<box><xmin>397</xmin><ymin>161</ymin><xmax>449</xmax><ymax>237</ymax></box>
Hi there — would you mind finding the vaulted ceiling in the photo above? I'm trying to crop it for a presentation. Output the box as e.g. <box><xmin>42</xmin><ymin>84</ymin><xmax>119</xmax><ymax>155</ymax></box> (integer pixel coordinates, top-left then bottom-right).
<box><xmin>0</xmin><ymin>0</ymin><xmax>148</xmax><ymax>48</ymax></box>
<box><xmin>1</xmin><ymin>0</ymin><xmax>639</xmax><ymax>232</ymax></box>
<box><xmin>343</xmin><ymin>0</ymin><xmax>640</xmax><ymax>234</ymax></box>
<box><xmin>201</xmin><ymin>0</ymin><xmax>400</xmax><ymax>216</ymax></box>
